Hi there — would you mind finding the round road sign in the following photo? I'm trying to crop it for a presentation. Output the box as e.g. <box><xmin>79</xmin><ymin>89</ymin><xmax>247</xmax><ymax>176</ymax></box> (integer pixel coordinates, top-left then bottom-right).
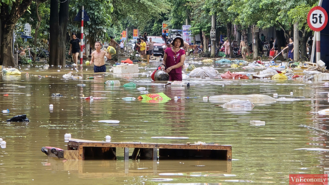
<box><xmin>307</xmin><ymin>6</ymin><xmax>328</xmax><ymax>32</ymax></box>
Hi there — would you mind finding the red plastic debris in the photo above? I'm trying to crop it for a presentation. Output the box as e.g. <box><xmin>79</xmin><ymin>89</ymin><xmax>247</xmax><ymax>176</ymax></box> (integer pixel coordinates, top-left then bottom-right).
<box><xmin>3</xmin><ymin>94</ymin><xmax>8</xmax><ymax>97</ymax></box>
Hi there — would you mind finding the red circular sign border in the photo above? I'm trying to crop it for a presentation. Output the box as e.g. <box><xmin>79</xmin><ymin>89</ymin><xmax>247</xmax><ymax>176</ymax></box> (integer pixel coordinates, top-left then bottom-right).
<box><xmin>307</xmin><ymin>6</ymin><xmax>328</xmax><ymax>32</ymax></box>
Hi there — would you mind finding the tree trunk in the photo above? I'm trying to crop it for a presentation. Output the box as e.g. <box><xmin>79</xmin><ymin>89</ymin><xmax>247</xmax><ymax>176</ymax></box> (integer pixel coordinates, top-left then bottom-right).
<box><xmin>0</xmin><ymin>0</ymin><xmax>33</xmax><ymax>66</ymax></box>
<box><xmin>202</xmin><ymin>31</ymin><xmax>207</xmax><ymax>53</ymax></box>
<box><xmin>1</xmin><ymin>27</ymin><xmax>15</xmax><ymax>67</ymax></box>
<box><xmin>32</xmin><ymin>2</ymin><xmax>41</xmax><ymax>62</ymax></box>
<box><xmin>199</xmin><ymin>28</ymin><xmax>203</xmax><ymax>49</ymax></box>
<box><xmin>0</xmin><ymin>19</ymin><xmax>2</xmax><ymax>63</ymax></box>
<box><xmin>300</xmin><ymin>30</ymin><xmax>312</xmax><ymax>61</ymax></box>
<box><xmin>276</xmin><ymin>30</ymin><xmax>286</xmax><ymax>59</ymax></box>
<box><xmin>49</xmin><ymin>0</ymin><xmax>70</xmax><ymax>66</ymax></box>
<box><xmin>227</xmin><ymin>22</ymin><xmax>232</xmax><ymax>58</ymax></box>
<box><xmin>252</xmin><ymin>26</ymin><xmax>259</xmax><ymax>60</ymax></box>
<box><xmin>49</xmin><ymin>0</ymin><xmax>59</xmax><ymax>66</ymax></box>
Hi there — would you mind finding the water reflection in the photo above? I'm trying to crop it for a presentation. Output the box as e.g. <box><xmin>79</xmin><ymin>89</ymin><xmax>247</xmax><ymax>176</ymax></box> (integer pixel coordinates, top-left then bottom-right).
<box><xmin>44</xmin><ymin>159</ymin><xmax>231</xmax><ymax>178</ymax></box>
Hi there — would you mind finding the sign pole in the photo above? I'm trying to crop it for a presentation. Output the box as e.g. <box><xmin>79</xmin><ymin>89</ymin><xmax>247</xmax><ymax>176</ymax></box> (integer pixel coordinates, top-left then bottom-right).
<box><xmin>80</xmin><ymin>6</ymin><xmax>84</xmax><ymax>65</ymax></box>
<box><xmin>307</xmin><ymin>5</ymin><xmax>328</xmax><ymax>63</ymax></box>
<box><xmin>316</xmin><ymin>31</ymin><xmax>321</xmax><ymax>62</ymax></box>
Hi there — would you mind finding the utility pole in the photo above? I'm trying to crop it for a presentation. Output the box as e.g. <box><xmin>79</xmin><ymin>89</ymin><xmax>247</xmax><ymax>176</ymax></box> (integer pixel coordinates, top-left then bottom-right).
<box><xmin>210</xmin><ymin>14</ymin><xmax>216</xmax><ymax>57</ymax></box>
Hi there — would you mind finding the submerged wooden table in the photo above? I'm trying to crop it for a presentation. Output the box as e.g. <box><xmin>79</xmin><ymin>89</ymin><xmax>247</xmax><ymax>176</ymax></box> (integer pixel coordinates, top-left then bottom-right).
<box><xmin>63</xmin><ymin>138</ymin><xmax>232</xmax><ymax>161</ymax></box>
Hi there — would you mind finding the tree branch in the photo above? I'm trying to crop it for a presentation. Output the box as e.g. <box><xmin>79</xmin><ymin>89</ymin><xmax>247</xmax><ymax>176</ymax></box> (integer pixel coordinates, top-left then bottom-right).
<box><xmin>276</xmin><ymin>21</ymin><xmax>290</xmax><ymax>39</ymax></box>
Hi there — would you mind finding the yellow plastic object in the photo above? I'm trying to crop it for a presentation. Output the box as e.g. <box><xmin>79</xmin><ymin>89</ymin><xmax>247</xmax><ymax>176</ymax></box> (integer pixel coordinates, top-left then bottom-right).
<box><xmin>186</xmin><ymin>64</ymin><xmax>196</xmax><ymax>72</ymax></box>
<box><xmin>141</xmin><ymin>62</ymin><xmax>147</xmax><ymax>66</ymax></box>
<box><xmin>231</xmin><ymin>64</ymin><xmax>238</xmax><ymax>69</ymax></box>
<box><xmin>272</xmin><ymin>73</ymin><xmax>288</xmax><ymax>80</ymax></box>
<box><xmin>107</xmin><ymin>46</ymin><xmax>116</xmax><ymax>55</ymax></box>
<box><xmin>202</xmin><ymin>59</ymin><xmax>213</xmax><ymax>63</ymax></box>
<box><xmin>2</xmin><ymin>68</ymin><xmax>21</xmax><ymax>75</ymax></box>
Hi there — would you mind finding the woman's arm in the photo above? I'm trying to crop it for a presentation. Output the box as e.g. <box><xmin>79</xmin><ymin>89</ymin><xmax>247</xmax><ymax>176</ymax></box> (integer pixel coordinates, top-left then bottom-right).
<box><xmin>161</xmin><ymin>53</ymin><xmax>167</xmax><ymax>70</ymax></box>
<box><xmin>166</xmin><ymin>54</ymin><xmax>185</xmax><ymax>73</ymax></box>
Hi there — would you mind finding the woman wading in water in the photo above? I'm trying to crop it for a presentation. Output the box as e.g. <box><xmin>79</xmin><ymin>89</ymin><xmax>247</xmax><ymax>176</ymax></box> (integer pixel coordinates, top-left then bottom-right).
<box><xmin>161</xmin><ymin>35</ymin><xmax>186</xmax><ymax>81</ymax></box>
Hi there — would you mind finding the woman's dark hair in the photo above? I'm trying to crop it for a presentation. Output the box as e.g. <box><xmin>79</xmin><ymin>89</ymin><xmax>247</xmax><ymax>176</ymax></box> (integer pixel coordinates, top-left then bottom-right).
<box><xmin>290</xmin><ymin>37</ymin><xmax>293</xmax><ymax>41</ymax></box>
<box><xmin>72</xmin><ymin>33</ymin><xmax>76</xmax><ymax>36</ymax></box>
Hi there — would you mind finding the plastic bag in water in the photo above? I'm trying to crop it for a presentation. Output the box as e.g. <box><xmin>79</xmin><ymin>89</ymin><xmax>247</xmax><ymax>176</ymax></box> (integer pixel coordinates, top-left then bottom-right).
<box><xmin>189</xmin><ymin>67</ymin><xmax>220</xmax><ymax>78</ymax></box>
<box><xmin>222</xmin><ymin>100</ymin><xmax>254</xmax><ymax>111</ymax></box>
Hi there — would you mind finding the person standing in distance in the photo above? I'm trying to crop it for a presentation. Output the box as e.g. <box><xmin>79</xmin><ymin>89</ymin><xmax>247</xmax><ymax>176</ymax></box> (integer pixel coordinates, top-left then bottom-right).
<box><xmin>162</xmin><ymin>30</ymin><xmax>168</xmax><ymax>43</ymax></box>
<box><xmin>69</xmin><ymin>33</ymin><xmax>80</xmax><ymax>64</ymax></box>
<box><xmin>283</xmin><ymin>38</ymin><xmax>294</xmax><ymax>62</ymax></box>
<box><xmin>147</xmin><ymin>38</ymin><xmax>154</xmax><ymax>63</ymax></box>
<box><xmin>143</xmin><ymin>32</ymin><xmax>148</xmax><ymax>43</ymax></box>
<box><xmin>91</xmin><ymin>42</ymin><xmax>111</xmax><ymax>73</ymax></box>
<box><xmin>161</xmin><ymin>35</ymin><xmax>186</xmax><ymax>81</ymax></box>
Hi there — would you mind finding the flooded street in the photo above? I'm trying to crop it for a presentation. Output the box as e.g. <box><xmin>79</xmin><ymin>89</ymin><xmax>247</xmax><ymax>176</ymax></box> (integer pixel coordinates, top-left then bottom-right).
<box><xmin>0</xmin><ymin>63</ymin><xmax>327</xmax><ymax>184</ymax></box>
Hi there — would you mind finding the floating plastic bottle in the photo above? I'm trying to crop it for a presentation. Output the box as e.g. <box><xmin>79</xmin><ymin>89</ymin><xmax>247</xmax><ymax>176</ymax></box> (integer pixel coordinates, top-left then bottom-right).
<box><xmin>105</xmin><ymin>135</ymin><xmax>111</xmax><ymax>142</ymax></box>
<box><xmin>64</xmin><ymin>133</ymin><xmax>71</xmax><ymax>142</ymax></box>
<box><xmin>250</xmin><ymin>120</ymin><xmax>266</xmax><ymax>126</ymax></box>
<box><xmin>2</xmin><ymin>109</ymin><xmax>9</xmax><ymax>114</ymax></box>
<box><xmin>123</xmin><ymin>82</ymin><xmax>137</xmax><ymax>88</ymax></box>
<box><xmin>273</xmin><ymin>93</ymin><xmax>278</xmax><ymax>98</ymax></box>
<box><xmin>49</xmin><ymin>104</ymin><xmax>53</xmax><ymax>110</ymax></box>
<box><xmin>77</xmin><ymin>84</ymin><xmax>86</xmax><ymax>87</ymax></box>
<box><xmin>122</xmin><ymin>97</ymin><xmax>136</xmax><ymax>101</ymax></box>
<box><xmin>105</xmin><ymin>80</ymin><xmax>121</xmax><ymax>86</ymax></box>
<box><xmin>290</xmin><ymin>92</ymin><xmax>293</xmax><ymax>96</ymax></box>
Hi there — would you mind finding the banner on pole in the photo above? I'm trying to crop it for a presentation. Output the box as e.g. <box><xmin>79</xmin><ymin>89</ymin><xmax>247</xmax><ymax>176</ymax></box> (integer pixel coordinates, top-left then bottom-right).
<box><xmin>182</xmin><ymin>25</ymin><xmax>192</xmax><ymax>44</ymax></box>
<box><xmin>133</xmin><ymin>29</ymin><xmax>139</xmax><ymax>39</ymax></box>
<box><xmin>162</xmin><ymin>23</ymin><xmax>169</xmax><ymax>36</ymax></box>
<box><xmin>121</xmin><ymin>31</ymin><xmax>127</xmax><ymax>41</ymax></box>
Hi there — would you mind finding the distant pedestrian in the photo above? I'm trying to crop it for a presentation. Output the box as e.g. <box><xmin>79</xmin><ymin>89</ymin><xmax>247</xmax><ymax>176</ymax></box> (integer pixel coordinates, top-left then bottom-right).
<box><xmin>162</xmin><ymin>31</ymin><xmax>168</xmax><ymax>43</ymax></box>
<box><xmin>143</xmin><ymin>32</ymin><xmax>148</xmax><ymax>42</ymax></box>
<box><xmin>109</xmin><ymin>36</ymin><xmax>119</xmax><ymax>61</ymax></box>
<box><xmin>137</xmin><ymin>38</ymin><xmax>146</xmax><ymax>59</ymax></box>
<box><xmin>284</xmin><ymin>38</ymin><xmax>294</xmax><ymax>61</ymax></box>
<box><xmin>260</xmin><ymin>33</ymin><xmax>265</xmax><ymax>42</ymax></box>
<box><xmin>69</xmin><ymin>33</ymin><xmax>80</xmax><ymax>64</ymax></box>
<box><xmin>223</xmin><ymin>39</ymin><xmax>230</xmax><ymax>56</ymax></box>
<box><xmin>120</xmin><ymin>41</ymin><xmax>124</xmax><ymax>53</ymax></box>
<box><xmin>240</xmin><ymin>40</ymin><xmax>247</xmax><ymax>60</ymax></box>
<box><xmin>110</xmin><ymin>36</ymin><xmax>119</xmax><ymax>48</ymax></box>
<box><xmin>146</xmin><ymin>38</ymin><xmax>154</xmax><ymax>63</ymax></box>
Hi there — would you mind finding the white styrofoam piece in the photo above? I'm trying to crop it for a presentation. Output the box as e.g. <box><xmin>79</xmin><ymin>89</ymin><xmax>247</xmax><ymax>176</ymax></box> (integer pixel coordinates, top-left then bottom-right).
<box><xmin>113</xmin><ymin>64</ymin><xmax>139</xmax><ymax>74</ymax></box>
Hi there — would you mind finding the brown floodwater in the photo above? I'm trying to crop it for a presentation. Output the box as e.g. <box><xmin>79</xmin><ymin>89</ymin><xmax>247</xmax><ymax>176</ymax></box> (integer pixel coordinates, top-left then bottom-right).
<box><xmin>0</xmin><ymin>62</ymin><xmax>328</xmax><ymax>184</ymax></box>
